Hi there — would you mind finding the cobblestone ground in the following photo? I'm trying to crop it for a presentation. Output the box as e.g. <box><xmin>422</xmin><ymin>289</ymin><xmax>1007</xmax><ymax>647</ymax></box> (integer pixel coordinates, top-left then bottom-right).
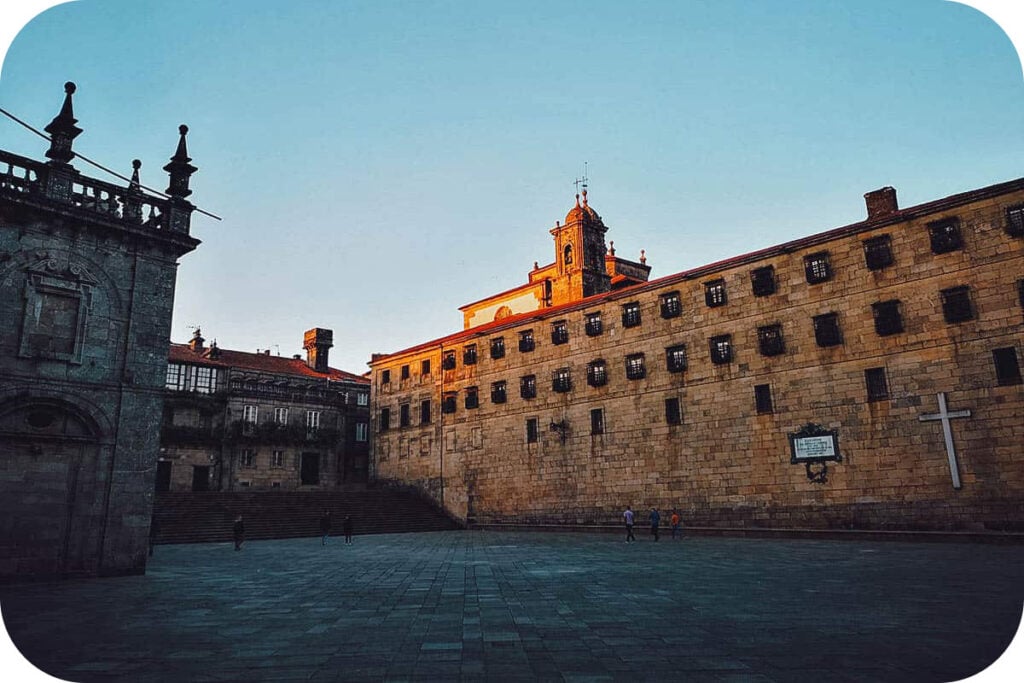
<box><xmin>1</xmin><ymin>531</ymin><xmax>1022</xmax><ymax>682</ymax></box>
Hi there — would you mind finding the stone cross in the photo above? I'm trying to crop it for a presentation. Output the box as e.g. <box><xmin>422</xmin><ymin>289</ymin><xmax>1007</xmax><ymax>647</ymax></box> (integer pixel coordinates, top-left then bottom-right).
<box><xmin>918</xmin><ymin>392</ymin><xmax>972</xmax><ymax>490</ymax></box>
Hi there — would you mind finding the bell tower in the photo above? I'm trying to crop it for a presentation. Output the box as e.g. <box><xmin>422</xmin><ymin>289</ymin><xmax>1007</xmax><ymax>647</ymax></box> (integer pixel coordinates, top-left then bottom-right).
<box><xmin>549</xmin><ymin>187</ymin><xmax>611</xmax><ymax>306</ymax></box>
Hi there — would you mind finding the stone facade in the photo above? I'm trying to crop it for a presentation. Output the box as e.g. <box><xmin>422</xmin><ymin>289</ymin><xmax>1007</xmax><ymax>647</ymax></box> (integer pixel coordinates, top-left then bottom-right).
<box><xmin>370</xmin><ymin>180</ymin><xmax>1024</xmax><ymax>532</ymax></box>
<box><xmin>160</xmin><ymin>328</ymin><xmax>370</xmax><ymax>491</ymax></box>
<box><xmin>0</xmin><ymin>83</ymin><xmax>200</xmax><ymax>578</ymax></box>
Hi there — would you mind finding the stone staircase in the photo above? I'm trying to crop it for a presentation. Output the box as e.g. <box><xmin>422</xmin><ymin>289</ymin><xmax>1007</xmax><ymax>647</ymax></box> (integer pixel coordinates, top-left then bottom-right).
<box><xmin>152</xmin><ymin>488</ymin><xmax>462</xmax><ymax>544</ymax></box>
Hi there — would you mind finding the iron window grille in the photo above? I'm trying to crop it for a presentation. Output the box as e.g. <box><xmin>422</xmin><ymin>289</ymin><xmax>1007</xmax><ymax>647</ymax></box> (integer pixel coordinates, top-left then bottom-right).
<box><xmin>526</xmin><ymin>418</ymin><xmax>538</xmax><ymax>443</ymax></box>
<box><xmin>940</xmin><ymin>286</ymin><xmax>974</xmax><ymax>323</ymax></box>
<box><xmin>863</xmin><ymin>235</ymin><xmax>894</xmax><ymax>270</ymax></box>
<box><xmin>590</xmin><ymin>408</ymin><xmax>604</xmax><ymax>435</ymax></box>
<box><xmin>665</xmin><ymin>397</ymin><xmax>682</xmax><ymax>425</ymax></box>
<box><xmin>587</xmin><ymin>359</ymin><xmax>608</xmax><ymax>387</ymax></box>
<box><xmin>872</xmin><ymin>300</ymin><xmax>904</xmax><ymax>336</ymax></box>
<box><xmin>660</xmin><ymin>291</ymin><xmax>681</xmax><ymax>318</ymax></box>
<box><xmin>552</xmin><ymin>368</ymin><xmax>572</xmax><ymax>393</ymax></box>
<box><xmin>625</xmin><ymin>353</ymin><xmax>646</xmax><ymax>380</ymax></box>
<box><xmin>704</xmin><ymin>279</ymin><xmax>727</xmax><ymax>307</ymax></box>
<box><xmin>463</xmin><ymin>344</ymin><xmax>477</xmax><ymax>365</ymax></box>
<box><xmin>750</xmin><ymin>266</ymin><xmax>776</xmax><ymax>297</ymax></box>
<box><xmin>757</xmin><ymin>324</ymin><xmax>785</xmax><ymax>357</ymax></box>
<box><xmin>519</xmin><ymin>330</ymin><xmax>535</xmax><ymax>352</ymax></box>
<box><xmin>754</xmin><ymin>384</ymin><xmax>773</xmax><ymax>414</ymax></box>
<box><xmin>865</xmin><ymin>368</ymin><xmax>889</xmax><ymax>401</ymax></box>
<box><xmin>551</xmin><ymin>321</ymin><xmax>569</xmax><ymax>345</ymax></box>
<box><xmin>520</xmin><ymin>375</ymin><xmax>537</xmax><ymax>399</ymax></box>
<box><xmin>442</xmin><ymin>351</ymin><xmax>456</xmax><ymax>370</ymax></box>
<box><xmin>928</xmin><ymin>218</ymin><xmax>962</xmax><ymax>254</ymax></box>
<box><xmin>420</xmin><ymin>400</ymin><xmax>431</xmax><ymax>424</ymax></box>
<box><xmin>400</xmin><ymin>365</ymin><xmax>410</xmax><ymax>380</ymax></box>
<box><xmin>491</xmin><ymin>381</ymin><xmax>507</xmax><ymax>404</ymax></box>
<box><xmin>665</xmin><ymin>344</ymin><xmax>687</xmax><ymax>373</ymax></box>
<box><xmin>622</xmin><ymin>302</ymin><xmax>641</xmax><ymax>328</ymax></box>
<box><xmin>490</xmin><ymin>337</ymin><xmax>505</xmax><ymax>359</ymax></box>
<box><xmin>1007</xmin><ymin>205</ymin><xmax>1024</xmax><ymax>237</ymax></box>
<box><xmin>379</xmin><ymin>407</ymin><xmax>391</xmax><ymax>431</ymax></box>
<box><xmin>442</xmin><ymin>393</ymin><xmax>457</xmax><ymax>414</ymax></box>
<box><xmin>804</xmin><ymin>252</ymin><xmax>832</xmax><ymax>284</ymax></box>
<box><xmin>993</xmin><ymin>347</ymin><xmax>1022</xmax><ymax>386</ymax></box>
<box><xmin>813</xmin><ymin>313</ymin><xmax>842</xmax><ymax>347</ymax></box>
<box><xmin>421</xmin><ymin>359</ymin><xmax>431</xmax><ymax>375</ymax></box>
<box><xmin>709</xmin><ymin>335</ymin><xmax>733</xmax><ymax>364</ymax></box>
<box><xmin>381</xmin><ymin>369</ymin><xmax>391</xmax><ymax>384</ymax></box>
<box><xmin>585</xmin><ymin>312</ymin><xmax>603</xmax><ymax>336</ymax></box>
<box><xmin>465</xmin><ymin>387</ymin><xmax>479</xmax><ymax>409</ymax></box>
<box><xmin>399</xmin><ymin>403</ymin><xmax>410</xmax><ymax>427</ymax></box>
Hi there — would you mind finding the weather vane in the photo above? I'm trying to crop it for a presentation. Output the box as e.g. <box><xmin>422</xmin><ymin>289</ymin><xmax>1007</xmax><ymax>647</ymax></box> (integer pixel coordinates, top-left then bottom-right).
<box><xmin>573</xmin><ymin>162</ymin><xmax>590</xmax><ymax>194</ymax></box>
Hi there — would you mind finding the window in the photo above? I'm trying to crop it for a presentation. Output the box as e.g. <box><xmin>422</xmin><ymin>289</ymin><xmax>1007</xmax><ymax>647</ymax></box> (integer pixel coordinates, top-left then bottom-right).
<box><xmin>442</xmin><ymin>392</ymin><xmax>457</xmax><ymax>414</ymax></box>
<box><xmin>271</xmin><ymin>450</ymin><xmax>284</xmax><ymax>468</ymax></box>
<box><xmin>400</xmin><ymin>365</ymin><xmax>410</xmax><ymax>380</ymax></box>
<box><xmin>379</xmin><ymin>407</ymin><xmax>391</xmax><ymax>431</ymax></box>
<box><xmin>526</xmin><ymin>418</ymin><xmax>538</xmax><ymax>443</ymax></box>
<box><xmin>757</xmin><ymin>324</ymin><xmax>785</xmax><ymax>357</ymax></box>
<box><xmin>420</xmin><ymin>400</ymin><xmax>431</xmax><ymax>424</ymax></box>
<box><xmin>804</xmin><ymin>252</ymin><xmax>832</xmax><ymax>284</ymax></box>
<box><xmin>863</xmin><ymin>235</ymin><xmax>893</xmax><ymax>270</ymax></box>
<box><xmin>865</xmin><ymin>368</ymin><xmax>889</xmax><ymax>401</ymax></box>
<box><xmin>519</xmin><ymin>330</ymin><xmax>535</xmax><ymax>353</ymax></box>
<box><xmin>940</xmin><ymin>286</ymin><xmax>974</xmax><ymax>323</ymax></box>
<box><xmin>381</xmin><ymin>369</ymin><xmax>391</xmax><ymax>384</ymax></box>
<box><xmin>491</xmin><ymin>381</ymin><xmax>507</xmax><ymax>404</ymax></box>
<box><xmin>192</xmin><ymin>366</ymin><xmax>217</xmax><ymax>394</ymax></box>
<box><xmin>666</xmin><ymin>344</ymin><xmax>687</xmax><ymax>373</ymax></box>
<box><xmin>750</xmin><ymin>266</ymin><xmax>776</xmax><ymax>297</ymax></box>
<box><xmin>240</xmin><ymin>449</ymin><xmax>256</xmax><ymax>468</ymax></box>
<box><xmin>754</xmin><ymin>384</ymin><xmax>773</xmax><ymax>414</ymax></box>
<box><xmin>552</xmin><ymin>367</ymin><xmax>572</xmax><ymax>393</ymax></box>
<box><xmin>590</xmin><ymin>408</ymin><xmax>604</xmax><ymax>435</ymax></box>
<box><xmin>585</xmin><ymin>312</ymin><xmax>603</xmax><ymax>336</ymax></box>
<box><xmin>421</xmin><ymin>359</ymin><xmax>431</xmax><ymax>376</ymax></box>
<box><xmin>490</xmin><ymin>337</ymin><xmax>506</xmax><ymax>359</ymax></box>
<box><xmin>1007</xmin><ymin>204</ymin><xmax>1024</xmax><ymax>237</ymax></box>
<box><xmin>355</xmin><ymin>422</ymin><xmax>368</xmax><ymax>442</ymax></box>
<box><xmin>813</xmin><ymin>313</ymin><xmax>842</xmax><ymax>347</ymax></box>
<box><xmin>551</xmin><ymin>321</ymin><xmax>569</xmax><ymax>345</ymax></box>
<box><xmin>243</xmin><ymin>405</ymin><xmax>259</xmax><ymax>425</ymax></box>
<box><xmin>660</xmin><ymin>291</ymin><xmax>681</xmax><ymax>318</ymax></box>
<box><xmin>442</xmin><ymin>351</ymin><xmax>456</xmax><ymax>370</ymax></box>
<box><xmin>587</xmin><ymin>359</ymin><xmax>607</xmax><ymax>387</ymax></box>
<box><xmin>665</xmin><ymin>397</ymin><xmax>682</xmax><ymax>425</ymax></box>
<box><xmin>709</xmin><ymin>335</ymin><xmax>733</xmax><ymax>365</ymax></box>
<box><xmin>274</xmin><ymin>407</ymin><xmax>289</xmax><ymax>424</ymax></box>
<box><xmin>704</xmin><ymin>279</ymin><xmax>727</xmax><ymax>307</ymax></box>
<box><xmin>625</xmin><ymin>353</ymin><xmax>646</xmax><ymax>380</ymax></box>
<box><xmin>306</xmin><ymin>410</ymin><xmax>320</xmax><ymax>436</ymax></box>
<box><xmin>465</xmin><ymin>387</ymin><xmax>479</xmax><ymax>409</ymax></box>
<box><xmin>166</xmin><ymin>363</ymin><xmax>185</xmax><ymax>390</ymax></box>
<box><xmin>463</xmin><ymin>344</ymin><xmax>477</xmax><ymax>365</ymax></box>
<box><xmin>928</xmin><ymin>218</ymin><xmax>962</xmax><ymax>254</ymax></box>
<box><xmin>399</xmin><ymin>403</ymin><xmax>410</xmax><ymax>427</ymax></box>
<box><xmin>520</xmin><ymin>375</ymin><xmax>537</xmax><ymax>399</ymax></box>
<box><xmin>357</xmin><ymin>392</ymin><xmax>368</xmax><ymax>406</ymax></box>
<box><xmin>993</xmin><ymin>348</ymin><xmax>1022</xmax><ymax>385</ymax></box>
<box><xmin>872</xmin><ymin>300</ymin><xmax>904</xmax><ymax>336</ymax></box>
<box><xmin>622</xmin><ymin>302</ymin><xmax>641</xmax><ymax>328</ymax></box>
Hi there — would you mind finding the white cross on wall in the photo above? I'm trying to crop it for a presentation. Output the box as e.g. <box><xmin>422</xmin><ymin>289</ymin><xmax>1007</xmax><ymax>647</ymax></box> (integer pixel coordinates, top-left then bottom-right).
<box><xmin>918</xmin><ymin>392</ymin><xmax>972</xmax><ymax>490</ymax></box>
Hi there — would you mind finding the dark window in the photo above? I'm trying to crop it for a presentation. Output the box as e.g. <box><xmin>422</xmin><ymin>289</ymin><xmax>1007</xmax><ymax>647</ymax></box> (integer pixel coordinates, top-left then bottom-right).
<box><xmin>421</xmin><ymin>359</ymin><xmax>431</xmax><ymax>375</ymax></box>
<box><xmin>1007</xmin><ymin>205</ymin><xmax>1024</xmax><ymax>237</ymax></box>
<box><xmin>757</xmin><ymin>324</ymin><xmax>785</xmax><ymax>357</ymax></box>
<box><xmin>928</xmin><ymin>218</ymin><xmax>962</xmax><ymax>254</ymax></box>
<box><xmin>804</xmin><ymin>252</ymin><xmax>832</xmax><ymax>284</ymax></box>
<box><xmin>665</xmin><ymin>397</ymin><xmax>682</xmax><ymax>425</ymax></box>
<box><xmin>465</xmin><ymin>386</ymin><xmax>479</xmax><ymax>409</ymax></box>
<box><xmin>872</xmin><ymin>300</ymin><xmax>904</xmax><ymax>336</ymax></box>
<box><xmin>520</xmin><ymin>375</ymin><xmax>537</xmax><ymax>399</ymax></box>
<box><xmin>399</xmin><ymin>403</ymin><xmax>410</xmax><ymax>427</ymax></box>
<box><xmin>379</xmin><ymin>407</ymin><xmax>391</xmax><ymax>431</ymax></box>
<box><xmin>585</xmin><ymin>312</ymin><xmax>603</xmax><ymax>336</ymax></box>
<box><xmin>666</xmin><ymin>344</ymin><xmax>687</xmax><ymax>373</ymax></box>
<box><xmin>519</xmin><ymin>330</ymin><xmax>535</xmax><ymax>352</ymax></box>
<box><xmin>526</xmin><ymin>418</ymin><xmax>538</xmax><ymax>443</ymax></box>
<box><xmin>622</xmin><ymin>302</ymin><xmax>641</xmax><ymax>328</ymax></box>
<box><xmin>940</xmin><ymin>286</ymin><xmax>974</xmax><ymax>323</ymax></box>
<box><xmin>442</xmin><ymin>351</ymin><xmax>456</xmax><ymax>370</ymax></box>
<box><xmin>420</xmin><ymin>400</ymin><xmax>431</xmax><ymax>424</ymax></box>
<box><xmin>590</xmin><ymin>408</ymin><xmax>604</xmax><ymax>435</ymax></box>
<box><xmin>993</xmin><ymin>347</ymin><xmax>1022</xmax><ymax>385</ymax></box>
<box><xmin>442</xmin><ymin>392</ymin><xmax>457</xmax><ymax>414</ymax></box>
<box><xmin>865</xmin><ymin>368</ymin><xmax>889</xmax><ymax>401</ymax></box>
<box><xmin>863</xmin><ymin>235</ymin><xmax>893</xmax><ymax>270</ymax></box>
<box><xmin>490</xmin><ymin>337</ymin><xmax>505</xmax><ymax>359</ymax></box>
<box><xmin>625</xmin><ymin>353</ymin><xmax>646</xmax><ymax>380</ymax></box>
<box><xmin>400</xmin><ymin>365</ymin><xmax>410</xmax><ymax>381</ymax></box>
<box><xmin>553</xmin><ymin>367</ymin><xmax>572</xmax><ymax>393</ymax></box>
<box><xmin>491</xmin><ymin>380</ymin><xmax>507</xmax><ymax>404</ymax></box>
<box><xmin>463</xmin><ymin>344</ymin><xmax>477</xmax><ymax>365</ymax></box>
<box><xmin>660</xmin><ymin>291</ymin><xmax>681</xmax><ymax>318</ymax></box>
<box><xmin>587</xmin><ymin>359</ymin><xmax>607</xmax><ymax>387</ymax></box>
<box><xmin>754</xmin><ymin>384</ymin><xmax>773</xmax><ymax>414</ymax></box>
<box><xmin>381</xmin><ymin>369</ymin><xmax>391</xmax><ymax>384</ymax></box>
<box><xmin>750</xmin><ymin>266</ymin><xmax>776</xmax><ymax>297</ymax></box>
<box><xmin>813</xmin><ymin>313</ymin><xmax>842</xmax><ymax>347</ymax></box>
<box><xmin>551</xmin><ymin>321</ymin><xmax>569</xmax><ymax>345</ymax></box>
<box><xmin>709</xmin><ymin>335</ymin><xmax>733</xmax><ymax>364</ymax></box>
<box><xmin>705</xmin><ymin>279</ymin><xmax>727</xmax><ymax>307</ymax></box>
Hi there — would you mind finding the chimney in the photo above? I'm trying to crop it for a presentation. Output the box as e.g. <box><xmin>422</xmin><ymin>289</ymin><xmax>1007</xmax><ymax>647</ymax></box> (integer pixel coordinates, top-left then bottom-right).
<box><xmin>864</xmin><ymin>187</ymin><xmax>898</xmax><ymax>220</ymax></box>
<box><xmin>188</xmin><ymin>328</ymin><xmax>205</xmax><ymax>352</ymax></box>
<box><xmin>303</xmin><ymin>328</ymin><xmax>333</xmax><ymax>373</ymax></box>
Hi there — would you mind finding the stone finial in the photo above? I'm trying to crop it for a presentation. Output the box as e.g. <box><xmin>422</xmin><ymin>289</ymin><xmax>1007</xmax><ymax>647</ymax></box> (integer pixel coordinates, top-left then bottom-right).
<box><xmin>639</xmin><ymin>249</ymin><xmax>646</xmax><ymax>265</ymax></box>
<box><xmin>123</xmin><ymin>159</ymin><xmax>144</xmax><ymax>222</ymax></box>
<box><xmin>44</xmin><ymin>81</ymin><xmax>83</xmax><ymax>164</ymax></box>
<box><xmin>575</xmin><ymin>193</ymin><xmax>581</xmax><ymax>208</ymax></box>
<box><xmin>582</xmin><ymin>188</ymin><xmax>588</xmax><ymax>207</ymax></box>
<box><xmin>163</xmin><ymin>124</ymin><xmax>198</xmax><ymax>198</ymax></box>
<box><xmin>608</xmin><ymin>240</ymin><xmax>615</xmax><ymax>256</ymax></box>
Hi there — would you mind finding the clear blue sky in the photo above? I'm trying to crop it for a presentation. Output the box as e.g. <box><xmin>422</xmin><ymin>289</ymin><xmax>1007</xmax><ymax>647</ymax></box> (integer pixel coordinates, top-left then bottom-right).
<box><xmin>1</xmin><ymin>0</ymin><xmax>1022</xmax><ymax>374</ymax></box>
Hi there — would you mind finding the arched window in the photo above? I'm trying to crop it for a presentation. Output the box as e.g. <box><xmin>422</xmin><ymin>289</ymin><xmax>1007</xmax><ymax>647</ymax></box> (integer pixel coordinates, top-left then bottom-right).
<box><xmin>563</xmin><ymin>244</ymin><xmax>573</xmax><ymax>265</ymax></box>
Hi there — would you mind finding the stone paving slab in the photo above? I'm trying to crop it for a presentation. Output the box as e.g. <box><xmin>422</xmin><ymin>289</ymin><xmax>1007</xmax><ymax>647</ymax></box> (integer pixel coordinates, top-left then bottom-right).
<box><xmin>1</xmin><ymin>530</ymin><xmax>1022</xmax><ymax>682</ymax></box>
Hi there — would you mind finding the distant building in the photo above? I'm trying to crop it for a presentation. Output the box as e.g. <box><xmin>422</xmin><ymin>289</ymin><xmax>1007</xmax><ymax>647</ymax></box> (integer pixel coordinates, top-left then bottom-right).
<box><xmin>370</xmin><ymin>180</ymin><xmax>1024</xmax><ymax>532</ymax></box>
<box><xmin>0</xmin><ymin>83</ymin><xmax>201</xmax><ymax>578</ymax></box>
<box><xmin>160</xmin><ymin>328</ymin><xmax>370</xmax><ymax>491</ymax></box>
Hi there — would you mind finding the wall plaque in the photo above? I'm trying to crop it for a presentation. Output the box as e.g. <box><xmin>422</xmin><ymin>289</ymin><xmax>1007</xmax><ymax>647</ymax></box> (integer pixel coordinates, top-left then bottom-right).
<box><xmin>788</xmin><ymin>423</ymin><xmax>841</xmax><ymax>463</ymax></box>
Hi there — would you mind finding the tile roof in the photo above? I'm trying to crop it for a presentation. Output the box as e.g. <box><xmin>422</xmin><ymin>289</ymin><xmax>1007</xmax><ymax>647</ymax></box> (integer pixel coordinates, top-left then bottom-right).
<box><xmin>169</xmin><ymin>344</ymin><xmax>368</xmax><ymax>384</ymax></box>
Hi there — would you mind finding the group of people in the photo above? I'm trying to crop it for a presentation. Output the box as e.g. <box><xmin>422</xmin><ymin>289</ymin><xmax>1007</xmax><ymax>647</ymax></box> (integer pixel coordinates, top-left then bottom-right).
<box><xmin>229</xmin><ymin>511</ymin><xmax>354</xmax><ymax>551</ymax></box>
<box><xmin>623</xmin><ymin>505</ymin><xmax>682</xmax><ymax>542</ymax></box>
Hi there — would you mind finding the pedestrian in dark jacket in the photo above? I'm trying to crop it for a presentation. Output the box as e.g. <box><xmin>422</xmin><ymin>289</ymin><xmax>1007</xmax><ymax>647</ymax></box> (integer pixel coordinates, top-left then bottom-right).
<box><xmin>342</xmin><ymin>515</ymin><xmax>353</xmax><ymax>544</ymax></box>
<box><xmin>233</xmin><ymin>515</ymin><xmax>245</xmax><ymax>551</ymax></box>
<box><xmin>320</xmin><ymin>510</ymin><xmax>332</xmax><ymax>546</ymax></box>
<box><xmin>649</xmin><ymin>507</ymin><xmax>660</xmax><ymax>542</ymax></box>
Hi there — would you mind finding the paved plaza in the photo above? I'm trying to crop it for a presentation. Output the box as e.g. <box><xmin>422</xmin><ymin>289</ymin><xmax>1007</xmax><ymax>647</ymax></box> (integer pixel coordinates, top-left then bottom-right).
<box><xmin>2</xmin><ymin>530</ymin><xmax>1022</xmax><ymax>682</ymax></box>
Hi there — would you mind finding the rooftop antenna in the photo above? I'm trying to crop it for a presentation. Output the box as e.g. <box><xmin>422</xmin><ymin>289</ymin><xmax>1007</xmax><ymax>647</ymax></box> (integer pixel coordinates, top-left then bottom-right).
<box><xmin>582</xmin><ymin>161</ymin><xmax>588</xmax><ymax>193</ymax></box>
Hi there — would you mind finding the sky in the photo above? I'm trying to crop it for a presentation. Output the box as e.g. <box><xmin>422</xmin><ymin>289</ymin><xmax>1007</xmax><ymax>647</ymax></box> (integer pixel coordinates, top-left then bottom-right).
<box><xmin>0</xmin><ymin>0</ymin><xmax>1022</xmax><ymax>379</ymax></box>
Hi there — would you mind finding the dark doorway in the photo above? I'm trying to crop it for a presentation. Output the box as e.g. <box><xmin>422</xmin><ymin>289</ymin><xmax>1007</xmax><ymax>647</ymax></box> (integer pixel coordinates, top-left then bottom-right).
<box><xmin>300</xmin><ymin>453</ymin><xmax>320</xmax><ymax>486</ymax></box>
<box><xmin>191</xmin><ymin>465</ymin><xmax>209</xmax><ymax>492</ymax></box>
<box><xmin>155</xmin><ymin>461</ymin><xmax>172</xmax><ymax>492</ymax></box>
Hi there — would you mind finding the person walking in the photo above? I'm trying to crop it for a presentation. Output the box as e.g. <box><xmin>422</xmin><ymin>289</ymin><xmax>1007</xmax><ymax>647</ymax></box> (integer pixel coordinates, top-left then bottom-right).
<box><xmin>623</xmin><ymin>505</ymin><xmax>636</xmax><ymax>543</ymax></box>
<box><xmin>233</xmin><ymin>515</ymin><xmax>245</xmax><ymax>551</ymax></box>
<box><xmin>342</xmin><ymin>515</ymin><xmax>353</xmax><ymax>544</ymax></box>
<box><xmin>320</xmin><ymin>510</ymin><xmax>332</xmax><ymax>546</ymax></box>
<box><xmin>649</xmin><ymin>507</ymin><xmax>661</xmax><ymax>541</ymax></box>
<box><xmin>670</xmin><ymin>510</ymin><xmax>681</xmax><ymax>540</ymax></box>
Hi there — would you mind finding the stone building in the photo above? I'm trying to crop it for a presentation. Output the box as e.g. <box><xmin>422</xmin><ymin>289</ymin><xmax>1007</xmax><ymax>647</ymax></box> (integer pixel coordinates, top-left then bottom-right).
<box><xmin>369</xmin><ymin>179</ymin><xmax>1024</xmax><ymax>531</ymax></box>
<box><xmin>0</xmin><ymin>83</ymin><xmax>201</xmax><ymax>578</ymax></box>
<box><xmin>160</xmin><ymin>327</ymin><xmax>370</xmax><ymax>492</ymax></box>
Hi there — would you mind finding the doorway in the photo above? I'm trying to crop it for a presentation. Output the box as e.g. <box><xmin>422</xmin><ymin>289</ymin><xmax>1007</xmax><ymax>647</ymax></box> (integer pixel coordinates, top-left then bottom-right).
<box><xmin>191</xmin><ymin>465</ymin><xmax>210</xmax><ymax>492</ymax></box>
<box><xmin>155</xmin><ymin>461</ymin><xmax>172</xmax><ymax>492</ymax></box>
<box><xmin>300</xmin><ymin>453</ymin><xmax>320</xmax><ymax>486</ymax></box>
